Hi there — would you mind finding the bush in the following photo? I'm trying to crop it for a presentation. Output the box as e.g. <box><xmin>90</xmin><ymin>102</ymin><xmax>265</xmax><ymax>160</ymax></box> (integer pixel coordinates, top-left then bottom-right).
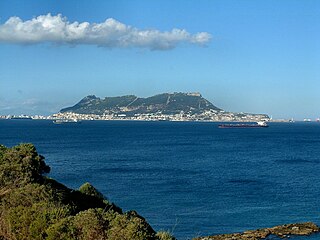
<box><xmin>46</xmin><ymin>217</ymin><xmax>77</xmax><ymax>240</ymax></box>
<box><xmin>106</xmin><ymin>211</ymin><xmax>155</xmax><ymax>240</ymax></box>
<box><xmin>156</xmin><ymin>231</ymin><xmax>176</xmax><ymax>240</ymax></box>
<box><xmin>73</xmin><ymin>208</ymin><xmax>109</xmax><ymax>240</ymax></box>
<box><xmin>0</xmin><ymin>143</ymin><xmax>50</xmax><ymax>188</ymax></box>
<box><xmin>79</xmin><ymin>182</ymin><xmax>104</xmax><ymax>200</ymax></box>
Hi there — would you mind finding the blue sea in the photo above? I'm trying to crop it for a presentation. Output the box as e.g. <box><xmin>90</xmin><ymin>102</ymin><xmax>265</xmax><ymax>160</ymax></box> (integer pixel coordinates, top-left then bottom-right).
<box><xmin>1</xmin><ymin>120</ymin><xmax>320</xmax><ymax>239</ymax></box>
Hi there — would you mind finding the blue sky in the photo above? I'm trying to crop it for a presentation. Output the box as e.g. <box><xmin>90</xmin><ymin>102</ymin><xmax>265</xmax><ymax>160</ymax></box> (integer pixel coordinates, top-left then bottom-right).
<box><xmin>0</xmin><ymin>0</ymin><xmax>319</xmax><ymax>119</ymax></box>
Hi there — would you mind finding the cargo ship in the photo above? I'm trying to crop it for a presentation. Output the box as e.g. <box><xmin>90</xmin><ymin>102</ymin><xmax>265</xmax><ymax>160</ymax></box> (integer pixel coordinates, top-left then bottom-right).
<box><xmin>53</xmin><ymin>119</ymin><xmax>81</xmax><ymax>124</ymax></box>
<box><xmin>218</xmin><ymin>121</ymin><xmax>268</xmax><ymax>128</ymax></box>
<box><xmin>10</xmin><ymin>115</ymin><xmax>32</xmax><ymax>120</ymax></box>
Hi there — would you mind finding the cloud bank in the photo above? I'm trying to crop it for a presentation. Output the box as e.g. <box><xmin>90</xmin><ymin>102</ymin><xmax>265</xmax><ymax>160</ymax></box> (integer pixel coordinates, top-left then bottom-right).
<box><xmin>0</xmin><ymin>13</ymin><xmax>211</xmax><ymax>50</ymax></box>
<box><xmin>0</xmin><ymin>97</ymin><xmax>60</xmax><ymax>115</ymax></box>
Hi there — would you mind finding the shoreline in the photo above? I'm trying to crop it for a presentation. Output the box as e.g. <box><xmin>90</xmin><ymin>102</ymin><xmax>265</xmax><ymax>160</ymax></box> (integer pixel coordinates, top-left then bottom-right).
<box><xmin>2</xmin><ymin>118</ymin><xmax>319</xmax><ymax>123</ymax></box>
<box><xmin>194</xmin><ymin>222</ymin><xmax>320</xmax><ymax>240</ymax></box>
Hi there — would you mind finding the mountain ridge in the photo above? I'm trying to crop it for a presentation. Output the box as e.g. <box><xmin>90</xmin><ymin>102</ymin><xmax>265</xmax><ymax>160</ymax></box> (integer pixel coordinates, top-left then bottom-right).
<box><xmin>60</xmin><ymin>92</ymin><xmax>222</xmax><ymax>115</ymax></box>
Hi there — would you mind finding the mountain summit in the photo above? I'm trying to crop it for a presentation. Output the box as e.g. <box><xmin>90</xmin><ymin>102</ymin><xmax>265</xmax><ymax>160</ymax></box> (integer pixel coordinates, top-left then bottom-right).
<box><xmin>60</xmin><ymin>92</ymin><xmax>221</xmax><ymax>115</ymax></box>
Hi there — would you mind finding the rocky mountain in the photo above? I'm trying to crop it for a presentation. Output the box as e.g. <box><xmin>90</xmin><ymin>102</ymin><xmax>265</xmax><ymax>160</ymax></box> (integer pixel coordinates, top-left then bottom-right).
<box><xmin>60</xmin><ymin>92</ymin><xmax>222</xmax><ymax>115</ymax></box>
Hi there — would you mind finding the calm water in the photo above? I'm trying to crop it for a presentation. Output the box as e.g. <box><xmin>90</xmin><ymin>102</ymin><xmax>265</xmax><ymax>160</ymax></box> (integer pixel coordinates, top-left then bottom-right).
<box><xmin>1</xmin><ymin>120</ymin><xmax>320</xmax><ymax>239</ymax></box>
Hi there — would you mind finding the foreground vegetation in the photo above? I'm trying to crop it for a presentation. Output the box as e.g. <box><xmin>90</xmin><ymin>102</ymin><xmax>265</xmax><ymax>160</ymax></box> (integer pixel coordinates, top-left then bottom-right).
<box><xmin>0</xmin><ymin>143</ymin><xmax>175</xmax><ymax>240</ymax></box>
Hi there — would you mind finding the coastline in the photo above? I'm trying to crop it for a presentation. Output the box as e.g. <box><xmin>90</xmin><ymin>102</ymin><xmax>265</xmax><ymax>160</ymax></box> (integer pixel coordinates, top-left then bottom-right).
<box><xmin>194</xmin><ymin>222</ymin><xmax>320</xmax><ymax>240</ymax></box>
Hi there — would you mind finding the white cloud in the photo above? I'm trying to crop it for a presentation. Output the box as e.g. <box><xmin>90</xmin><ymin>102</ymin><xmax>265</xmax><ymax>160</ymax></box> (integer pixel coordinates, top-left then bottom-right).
<box><xmin>0</xmin><ymin>13</ymin><xmax>211</xmax><ymax>50</ymax></box>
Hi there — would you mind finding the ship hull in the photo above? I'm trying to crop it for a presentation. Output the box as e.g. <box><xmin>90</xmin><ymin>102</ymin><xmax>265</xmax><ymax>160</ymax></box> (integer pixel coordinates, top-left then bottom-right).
<box><xmin>10</xmin><ymin>117</ymin><xmax>32</xmax><ymax>120</ymax></box>
<box><xmin>53</xmin><ymin>120</ymin><xmax>81</xmax><ymax>124</ymax></box>
<box><xmin>218</xmin><ymin>124</ymin><xmax>268</xmax><ymax>128</ymax></box>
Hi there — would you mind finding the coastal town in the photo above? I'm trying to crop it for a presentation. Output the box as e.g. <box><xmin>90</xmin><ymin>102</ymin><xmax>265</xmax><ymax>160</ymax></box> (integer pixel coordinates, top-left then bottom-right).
<box><xmin>1</xmin><ymin>112</ymin><xmax>320</xmax><ymax>123</ymax></box>
<box><xmin>0</xmin><ymin>110</ymin><xmax>271</xmax><ymax>122</ymax></box>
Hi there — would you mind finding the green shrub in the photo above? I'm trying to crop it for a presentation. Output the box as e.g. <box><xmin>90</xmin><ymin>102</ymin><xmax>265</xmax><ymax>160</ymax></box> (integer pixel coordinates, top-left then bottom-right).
<box><xmin>79</xmin><ymin>182</ymin><xmax>104</xmax><ymax>200</ymax></box>
<box><xmin>156</xmin><ymin>231</ymin><xmax>176</xmax><ymax>240</ymax></box>
<box><xmin>73</xmin><ymin>208</ymin><xmax>109</xmax><ymax>240</ymax></box>
<box><xmin>4</xmin><ymin>201</ymin><xmax>72</xmax><ymax>240</ymax></box>
<box><xmin>106</xmin><ymin>211</ymin><xmax>155</xmax><ymax>240</ymax></box>
<box><xmin>0</xmin><ymin>143</ymin><xmax>50</xmax><ymax>188</ymax></box>
<box><xmin>46</xmin><ymin>217</ymin><xmax>77</xmax><ymax>240</ymax></box>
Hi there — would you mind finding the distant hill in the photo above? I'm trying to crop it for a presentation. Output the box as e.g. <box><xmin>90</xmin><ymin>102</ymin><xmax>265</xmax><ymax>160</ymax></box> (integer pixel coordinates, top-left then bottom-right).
<box><xmin>60</xmin><ymin>92</ymin><xmax>222</xmax><ymax>115</ymax></box>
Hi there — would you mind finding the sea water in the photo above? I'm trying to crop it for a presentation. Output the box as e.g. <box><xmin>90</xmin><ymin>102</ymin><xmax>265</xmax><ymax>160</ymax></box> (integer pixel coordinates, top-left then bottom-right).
<box><xmin>1</xmin><ymin>120</ymin><xmax>320</xmax><ymax>239</ymax></box>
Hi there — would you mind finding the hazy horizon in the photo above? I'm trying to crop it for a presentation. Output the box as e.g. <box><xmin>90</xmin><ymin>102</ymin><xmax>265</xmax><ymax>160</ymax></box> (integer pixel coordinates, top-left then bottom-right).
<box><xmin>1</xmin><ymin>0</ymin><xmax>319</xmax><ymax>120</ymax></box>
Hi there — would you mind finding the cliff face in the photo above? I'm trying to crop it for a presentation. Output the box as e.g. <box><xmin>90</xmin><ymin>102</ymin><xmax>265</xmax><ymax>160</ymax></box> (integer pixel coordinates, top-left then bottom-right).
<box><xmin>60</xmin><ymin>92</ymin><xmax>222</xmax><ymax>115</ymax></box>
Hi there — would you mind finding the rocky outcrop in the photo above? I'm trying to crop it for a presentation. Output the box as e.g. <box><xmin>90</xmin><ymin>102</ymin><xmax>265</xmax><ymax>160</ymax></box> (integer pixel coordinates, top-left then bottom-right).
<box><xmin>194</xmin><ymin>222</ymin><xmax>319</xmax><ymax>240</ymax></box>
